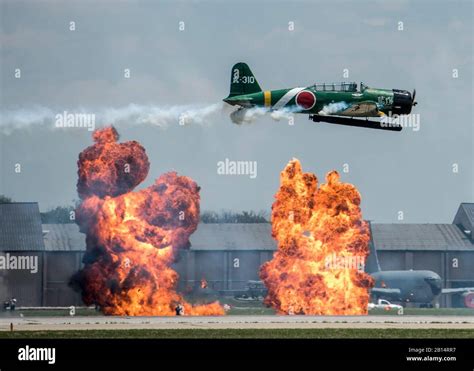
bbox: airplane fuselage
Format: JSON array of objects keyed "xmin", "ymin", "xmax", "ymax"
[
  {"xmin": 371, "ymin": 270, "xmax": 442, "ymax": 304},
  {"xmin": 224, "ymin": 85, "xmax": 414, "ymax": 117}
]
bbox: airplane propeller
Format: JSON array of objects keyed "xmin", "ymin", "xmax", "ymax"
[{"xmin": 412, "ymin": 89, "xmax": 417, "ymax": 106}]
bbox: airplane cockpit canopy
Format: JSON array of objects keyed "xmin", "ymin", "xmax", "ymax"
[{"xmin": 311, "ymin": 82, "xmax": 358, "ymax": 92}]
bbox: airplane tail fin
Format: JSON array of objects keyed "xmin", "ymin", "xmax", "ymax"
[
  {"xmin": 228, "ymin": 62, "xmax": 262, "ymax": 97},
  {"xmin": 366, "ymin": 221, "xmax": 381, "ymax": 273}
]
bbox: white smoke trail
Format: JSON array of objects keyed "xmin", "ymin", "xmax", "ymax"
[
  {"xmin": 1, "ymin": 102, "xmax": 303, "ymax": 132},
  {"xmin": 230, "ymin": 107, "xmax": 268, "ymax": 124},
  {"xmin": 0, "ymin": 103, "xmax": 223, "ymax": 134},
  {"xmin": 270, "ymin": 108, "xmax": 297, "ymax": 121},
  {"xmin": 101, "ymin": 103, "xmax": 223, "ymax": 127},
  {"xmin": 230, "ymin": 106, "xmax": 298, "ymax": 125},
  {"xmin": 0, "ymin": 106, "xmax": 56, "ymax": 134},
  {"xmin": 318, "ymin": 102, "xmax": 349, "ymax": 115}
]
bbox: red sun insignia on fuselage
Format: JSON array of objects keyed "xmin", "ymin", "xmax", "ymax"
[{"xmin": 295, "ymin": 90, "xmax": 316, "ymax": 110}]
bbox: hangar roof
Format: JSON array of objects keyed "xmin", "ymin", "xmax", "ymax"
[
  {"xmin": 42, "ymin": 223, "xmax": 85, "ymax": 252},
  {"xmin": 453, "ymin": 203, "xmax": 474, "ymax": 240},
  {"xmin": 190, "ymin": 223, "xmax": 275, "ymax": 250},
  {"xmin": 0, "ymin": 203, "xmax": 45, "ymax": 251},
  {"xmin": 371, "ymin": 223, "xmax": 474, "ymax": 251},
  {"xmin": 40, "ymin": 223, "xmax": 277, "ymax": 251},
  {"xmin": 190, "ymin": 223, "xmax": 474, "ymax": 251},
  {"xmin": 461, "ymin": 203, "xmax": 474, "ymax": 226},
  {"xmin": 1, "ymin": 201, "xmax": 473, "ymax": 252},
  {"xmin": 19, "ymin": 221, "xmax": 474, "ymax": 252}
]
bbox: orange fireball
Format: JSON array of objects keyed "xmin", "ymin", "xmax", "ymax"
[
  {"xmin": 73, "ymin": 126, "xmax": 224, "ymax": 316},
  {"xmin": 260, "ymin": 159, "xmax": 374, "ymax": 315}
]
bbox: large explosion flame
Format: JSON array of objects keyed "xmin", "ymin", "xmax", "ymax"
[
  {"xmin": 72, "ymin": 126, "xmax": 224, "ymax": 316},
  {"xmin": 260, "ymin": 159, "xmax": 374, "ymax": 315}
]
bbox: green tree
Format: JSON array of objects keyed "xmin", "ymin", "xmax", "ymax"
[
  {"xmin": 201, "ymin": 210, "xmax": 268, "ymax": 223},
  {"xmin": 41, "ymin": 205, "xmax": 76, "ymax": 224},
  {"xmin": 0, "ymin": 195, "xmax": 12, "ymax": 203}
]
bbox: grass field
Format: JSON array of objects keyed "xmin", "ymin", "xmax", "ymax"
[{"xmin": 0, "ymin": 328, "xmax": 473, "ymax": 339}]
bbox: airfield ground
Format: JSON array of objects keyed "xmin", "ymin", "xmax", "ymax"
[
  {"xmin": 1, "ymin": 300, "xmax": 473, "ymax": 338},
  {"xmin": 1, "ymin": 328, "xmax": 473, "ymax": 339},
  {"xmin": 0, "ymin": 314, "xmax": 474, "ymax": 333},
  {"xmin": 6, "ymin": 298, "xmax": 474, "ymax": 317}
]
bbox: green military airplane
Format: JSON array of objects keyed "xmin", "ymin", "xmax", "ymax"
[{"xmin": 223, "ymin": 62, "xmax": 417, "ymax": 131}]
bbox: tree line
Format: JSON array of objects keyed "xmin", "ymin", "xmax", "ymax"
[{"xmin": 1, "ymin": 195, "xmax": 269, "ymax": 224}]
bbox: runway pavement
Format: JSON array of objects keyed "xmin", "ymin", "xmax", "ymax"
[{"xmin": 1, "ymin": 315, "xmax": 474, "ymax": 331}]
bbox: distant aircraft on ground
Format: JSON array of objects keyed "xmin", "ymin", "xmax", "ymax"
[{"xmin": 366, "ymin": 226, "xmax": 474, "ymax": 308}]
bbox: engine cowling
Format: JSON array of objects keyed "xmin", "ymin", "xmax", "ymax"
[{"xmin": 392, "ymin": 89, "xmax": 414, "ymax": 115}]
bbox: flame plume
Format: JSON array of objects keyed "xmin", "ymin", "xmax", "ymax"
[
  {"xmin": 73, "ymin": 126, "xmax": 224, "ymax": 316},
  {"xmin": 260, "ymin": 159, "xmax": 374, "ymax": 315}
]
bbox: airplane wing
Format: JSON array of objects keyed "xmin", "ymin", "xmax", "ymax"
[
  {"xmin": 310, "ymin": 114, "xmax": 402, "ymax": 131},
  {"xmin": 441, "ymin": 288, "xmax": 474, "ymax": 295},
  {"xmin": 371, "ymin": 288, "xmax": 401, "ymax": 295},
  {"xmin": 312, "ymin": 100, "xmax": 402, "ymax": 131},
  {"xmin": 337, "ymin": 101, "xmax": 380, "ymax": 117}
]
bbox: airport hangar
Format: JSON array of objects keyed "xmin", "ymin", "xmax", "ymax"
[{"xmin": 0, "ymin": 202, "xmax": 473, "ymax": 308}]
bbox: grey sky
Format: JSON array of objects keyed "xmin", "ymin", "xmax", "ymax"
[{"xmin": 0, "ymin": 0, "xmax": 472, "ymax": 223}]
